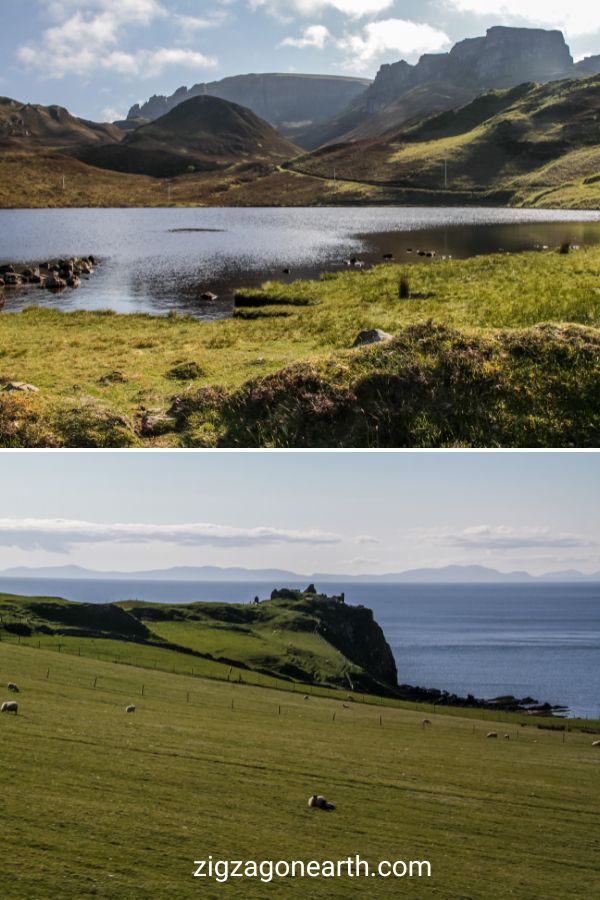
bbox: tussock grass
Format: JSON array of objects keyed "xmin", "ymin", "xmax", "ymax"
[{"xmin": 2, "ymin": 246, "xmax": 600, "ymax": 446}]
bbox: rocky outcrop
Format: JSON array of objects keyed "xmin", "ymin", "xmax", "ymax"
[
  {"xmin": 127, "ymin": 73, "xmax": 371, "ymax": 138},
  {"xmin": 365, "ymin": 27, "xmax": 573, "ymax": 114},
  {"xmin": 314, "ymin": 26, "xmax": 580, "ymax": 146}
]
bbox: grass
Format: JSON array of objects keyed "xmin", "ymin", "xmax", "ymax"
[
  {"xmin": 1, "ymin": 637, "xmax": 600, "ymax": 899},
  {"xmin": 2, "ymin": 244, "xmax": 600, "ymax": 446}
]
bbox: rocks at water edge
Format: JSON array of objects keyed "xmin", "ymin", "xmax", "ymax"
[{"xmin": 0, "ymin": 256, "xmax": 98, "ymax": 294}]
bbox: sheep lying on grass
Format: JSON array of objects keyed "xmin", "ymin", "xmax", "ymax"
[
  {"xmin": 486, "ymin": 732, "xmax": 498, "ymax": 738},
  {"xmin": 308, "ymin": 795, "xmax": 335, "ymax": 811},
  {"xmin": 1, "ymin": 701, "xmax": 18, "ymax": 714},
  {"xmin": 126, "ymin": 704, "xmax": 136, "ymax": 713},
  {"xmin": 7, "ymin": 683, "xmax": 19, "ymax": 693},
  {"xmin": 592, "ymin": 740, "xmax": 600, "ymax": 747}
]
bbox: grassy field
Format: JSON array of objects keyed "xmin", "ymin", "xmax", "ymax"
[
  {"xmin": 1, "ymin": 638, "xmax": 600, "ymax": 900},
  {"xmin": 2, "ymin": 244, "xmax": 600, "ymax": 446}
]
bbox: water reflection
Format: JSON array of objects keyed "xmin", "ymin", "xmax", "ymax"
[{"xmin": 2, "ymin": 207, "xmax": 600, "ymax": 317}]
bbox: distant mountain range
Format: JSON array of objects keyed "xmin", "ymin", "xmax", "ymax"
[
  {"xmin": 1, "ymin": 564, "xmax": 599, "ymax": 584},
  {"xmin": 127, "ymin": 27, "xmax": 600, "ymax": 150}
]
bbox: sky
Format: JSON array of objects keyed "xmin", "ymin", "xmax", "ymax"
[
  {"xmin": 1, "ymin": 0, "xmax": 599, "ymax": 121},
  {"xmin": 0, "ymin": 452, "xmax": 598, "ymax": 575}
]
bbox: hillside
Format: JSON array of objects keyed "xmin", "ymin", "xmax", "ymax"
[
  {"xmin": 0, "ymin": 96, "xmax": 122, "ymax": 149},
  {"xmin": 288, "ymin": 75, "xmax": 600, "ymax": 205},
  {"xmin": 0, "ymin": 588, "xmax": 397, "ymax": 692},
  {"xmin": 2, "ymin": 638, "xmax": 598, "ymax": 899},
  {"xmin": 127, "ymin": 73, "xmax": 371, "ymax": 147},
  {"xmin": 299, "ymin": 26, "xmax": 600, "ymax": 148},
  {"xmin": 78, "ymin": 95, "xmax": 299, "ymax": 177}
]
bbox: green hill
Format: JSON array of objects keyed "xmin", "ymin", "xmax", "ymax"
[
  {"xmin": 289, "ymin": 74, "xmax": 600, "ymax": 206},
  {"xmin": 0, "ymin": 588, "xmax": 397, "ymax": 693},
  {"xmin": 78, "ymin": 95, "xmax": 300, "ymax": 178},
  {"xmin": 1, "ymin": 609, "xmax": 599, "ymax": 898}
]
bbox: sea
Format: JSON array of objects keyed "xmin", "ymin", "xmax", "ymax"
[{"xmin": 1, "ymin": 577, "xmax": 598, "ymax": 718}]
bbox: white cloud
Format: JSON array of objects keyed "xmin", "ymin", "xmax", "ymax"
[
  {"xmin": 280, "ymin": 24, "xmax": 330, "ymax": 48},
  {"xmin": 448, "ymin": 0, "xmax": 599, "ymax": 38},
  {"xmin": 336, "ymin": 18, "xmax": 450, "ymax": 69},
  {"xmin": 413, "ymin": 525, "xmax": 594, "ymax": 551},
  {"xmin": 0, "ymin": 518, "xmax": 342, "ymax": 553},
  {"xmin": 355, "ymin": 534, "xmax": 381, "ymax": 545},
  {"xmin": 18, "ymin": 1, "xmax": 217, "ymax": 79},
  {"xmin": 101, "ymin": 104, "xmax": 127, "ymax": 121},
  {"xmin": 250, "ymin": 0, "xmax": 394, "ymax": 19}
]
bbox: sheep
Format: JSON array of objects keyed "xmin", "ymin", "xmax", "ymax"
[
  {"xmin": 486, "ymin": 732, "xmax": 498, "ymax": 739},
  {"xmin": 303, "ymin": 695, "xmax": 310, "ymax": 700},
  {"xmin": 125, "ymin": 704, "xmax": 136, "ymax": 713},
  {"xmin": 504, "ymin": 734, "xmax": 510, "ymax": 740},
  {"xmin": 422, "ymin": 719, "xmax": 432, "ymax": 728},
  {"xmin": 342, "ymin": 704, "xmax": 350, "ymax": 709},
  {"xmin": 308, "ymin": 794, "xmax": 335, "ymax": 811},
  {"xmin": 592, "ymin": 740, "xmax": 600, "ymax": 747},
  {"xmin": 7, "ymin": 682, "xmax": 19, "ymax": 693},
  {"xmin": 1, "ymin": 701, "xmax": 18, "ymax": 714}
]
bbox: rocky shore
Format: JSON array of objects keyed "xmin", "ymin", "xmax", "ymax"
[
  {"xmin": 0, "ymin": 256, "xmax": 98, "ymax": 295},
  {"xmin": 395, "ymin": 682, "xmax": 566, "ymax": 716}
]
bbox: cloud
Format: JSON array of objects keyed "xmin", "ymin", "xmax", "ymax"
[
  {"xmin": 413, "ymin": 525, "xmax": 594, "ymax": 551},
  {"xmin": 101, "ymin": 104, "xmax": 127, "ymax": 121},
  {"xmin": 355, "ymin": 534, "xmax": 381, "ymax": 545},
  {"xmin": 250, "ymin": 0, "xmax": 394, "ymax": 19},
  {"xmin": 447, "ymin": 0, "xmax": 599, "ymax": 38},
  {"xmin": 280, "ymin": 24, "xmax": 330, "ymax": 48},
  {"xmin": 336, "ymin": 18, "xmax": 450, "ymax": 69},
  {"xmin": 18, "ymin": 1, "xmax": 217, "ymax": 79},
  {"xmin": 0, "ymin": 518, "xmax": 342, "ymax": 553}
]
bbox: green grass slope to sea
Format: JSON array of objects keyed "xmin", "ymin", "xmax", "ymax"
[
  {"xmin": 1, "ymin": 617, "xmax": 600, "ymax": 899},
  {"xmin": 2, "ymin": 244, "xmax": 600, "ymax": 447}
]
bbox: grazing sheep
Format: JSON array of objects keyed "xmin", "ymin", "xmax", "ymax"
[
  {"xmin": 1, "ymin": 701, "xmax": 18, "ymax": 714},
  {"xmin": 592, "ymin": 740, "xmax": 600, "ymax": 747},
  {"xmin": 308, "ymin": 794, "xmax": 335, "ymax": 811},
  {"xmin": 504, "ymin": 734, "xmax": 510, "ymax": 740},
  {"xmin": 126, "ymin": 704, "xmax": 136, "ymax": 713},
  {"xmin": 303, "ymin": 695, "xmax": 310, "ymax": 700},
  {"xmin": 7, "ymin": 682, "xmax": 19, "ymax": 693},
  {"xmin": 342, "ymin": 704, "xmax": 349, "ymax": 709},
  {"xmin": 422, "ymin": 719, "xmax": 432, "ymax": 728},
  {"xmin": 486, "ymin": 731, "xmax": 498, "ymax": 739}
]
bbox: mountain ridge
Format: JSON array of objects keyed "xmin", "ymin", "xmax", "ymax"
[{"xmin": 1, "ymin": 563, "xmax": 599, "ymax": 583}]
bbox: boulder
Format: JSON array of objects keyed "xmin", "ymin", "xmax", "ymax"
[
  {"xmin": 200, "ymin": 291, "xmax": 218, "ymax": 302},
  {"xmin": 46, "ymin": 272, "xmax": 67, "ymax": 290},
  {"xmin": 353, "ymin": 329, "xmax": 393, "ymax": 347},
  {"xmin": 4, "ymin": 381, "xmax": 40, "ymax": 393},
  {"xmin": 141, "ymin": 412, "xmax": 177, "ymax": 437},
  {"xmin": 3, "ymin": 272, "xmax": 24, "ymax": 287}
]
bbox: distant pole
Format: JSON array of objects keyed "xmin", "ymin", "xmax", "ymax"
[
  {"xmin": 443, "ymin": 158, "xmax": 448, "ymax": 190},
  {"xmin": 333, "ymin": 166, "xmax": 336, "ymax": 184},
  {"xmin": 62, "ymin": 173, "xmax": 66, "ymax": 191}
]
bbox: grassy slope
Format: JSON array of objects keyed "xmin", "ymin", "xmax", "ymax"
[
  {"xmin": 0, "ymin": 592, "xmax": 374, "ymax": 689},
  {"xmin": 2, "ymin": 245, "xmax": 600, "ymax": 446},
  {"xmin": 1, "ymin": 639, "xmax": 600, "ymax": 899},
  {"xmin": 289, "ymin": 75, "xmax": 600, "ymax": 208}
]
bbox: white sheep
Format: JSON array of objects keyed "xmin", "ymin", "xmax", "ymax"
[
  {"xmin": 308, "ymin": 794, "xmax": 335, "ymax": 811},
  {"xmin": 592, "ymin": 740, "xmax": 600, "ymax": 747},
  {"xmin": 503, "ymin": 734, "xmax": 510, "ymax": 740},
  {"xmin": 126, "ymin": 704, "xmax": 136, "ymax": 713},
  {"xmin": 7, "ymin": 682, "xmax": 19, "ymax": 693},
  {"xmin": 1, "ymin": 701, "xmax": 18, "ymax": 714},
  {"xmin": 486, "ymin": 731, "xmax": 498, "ymax": 738}
]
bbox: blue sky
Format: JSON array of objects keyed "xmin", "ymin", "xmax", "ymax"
[
  {"xmin": 1, "ymin": 1, "xmax": 599, "ymax": 121},
  {"xmin": 0, "ymin": 452, "xmax": 598, "ymax": 575}
]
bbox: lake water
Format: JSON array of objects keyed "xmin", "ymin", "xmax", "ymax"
[
  {"xmin": 2, "ymin": 577, "xmax": 598, "ymax": 718},
  {"xmin": 2, "ymin": 207, "xmax": 600, "ymax": 316}
]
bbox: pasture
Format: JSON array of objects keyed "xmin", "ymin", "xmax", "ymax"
[{"xmin": 1, "ymin": 641, "xmax": 599, "ymax": 899}]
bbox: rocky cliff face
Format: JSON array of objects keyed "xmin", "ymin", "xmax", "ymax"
[
  {"xmin": 128, "ymin": 73, "xmax": 370, "ymax": 131},
  {"xmin": 365, "ymin": 27, "xmax": 574, "ymax": 113},
  {"xmin": 286, "ymin": 592, "xmax": 398, "ymax": 688}
]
